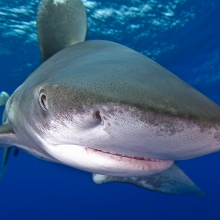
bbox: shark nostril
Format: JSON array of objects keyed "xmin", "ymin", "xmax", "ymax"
[
  {"xmin": 39, "ymin": 91, "xmax": 48, "ymax": 111},
  {"xmin": 94, "ymin": 111, "xmax": 101, "ymax": 121}
]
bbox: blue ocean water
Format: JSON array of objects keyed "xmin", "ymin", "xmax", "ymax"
[{"xmin": 0, "ymin": 0, "xmax": 220, "ymax": 219}]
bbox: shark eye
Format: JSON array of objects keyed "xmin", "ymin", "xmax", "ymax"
[{"xmin": 39, "ymin": 90, "xmax": 48, "ymax": 111}]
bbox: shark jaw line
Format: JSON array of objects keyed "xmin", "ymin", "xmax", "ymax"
[
  {"xmin": 46, "ymin": 144, "xmax": 174, "ymax": 176},
  {"xmin": 86, "ymin": 147, "xmax": 163, "ymax": 162}
]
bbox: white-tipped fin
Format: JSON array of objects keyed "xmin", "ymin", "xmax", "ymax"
[
  {"xmin": 37, "ymin": 0, "xmax": 87, "ymax": 62},
  {"xmin": 0, "ymin": 92, "xmax": 9, "ymax": 106},
  {"xmin": 93, "ymin": 164, "xmax": 204, "ymax": 196}
]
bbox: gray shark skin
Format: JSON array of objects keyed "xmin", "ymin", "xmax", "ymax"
[{"xmin": 0, "ymin": 0, "xmax": 219, "ymax": 196}]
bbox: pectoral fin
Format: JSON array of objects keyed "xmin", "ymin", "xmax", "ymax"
[
  {"xmin": 0, "ymin": 91, "xmax": 12, "ymax": 180},
  {"xmin": 13, "ymin": 147, "xmax": 19, "ymax": 157},
  {"xmin": 0, "ymin": 148, "xmax": 11, "ymax": 180},
  {"xmin": 0, "ymin": 123, "xmax": 20, "ymax": 180},
  {"xmin": 0, "ymin": 123, "xmax": 19, "ymax": 147},
  {"xmin": 0, "ymin": 147, "xmax": 19, "ymax": 181},
  {"xmin": 92, "ymin": 164, "xmax": 204, "ymax": 196}
]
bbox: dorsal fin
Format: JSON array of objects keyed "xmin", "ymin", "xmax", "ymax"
[{"xmin": 37, "ymin": 0, "xmax": 87, "ymax": 62}]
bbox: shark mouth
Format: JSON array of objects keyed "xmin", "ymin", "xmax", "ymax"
[
  {"xmin": 48, "ymin": 144, "xmax": 174, "ymax": 177},
  {"xmin": 89, "ymin": 148, "xmax": 163, "ymax": 162},
  {"xmin": 83, "ymin": 147, "xmax": 174, "ymax": 176}
]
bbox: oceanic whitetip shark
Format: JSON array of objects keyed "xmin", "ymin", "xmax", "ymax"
[{"xmin": 1, "ymin": 0, "xmax": 220, "ymax": 196}]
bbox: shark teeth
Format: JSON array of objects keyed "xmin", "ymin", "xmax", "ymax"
[{"xmin": 93, "ymin": 149, "xmax": 162, "ymax": 162}]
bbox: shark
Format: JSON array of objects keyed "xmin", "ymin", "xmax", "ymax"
[
  {"xmin": 0, "ymin": 91, "xmax": 19, "ymax": 180},
  {"xmin": 1, "ymin": 0, "xmax": 220, "ymax": 196}
]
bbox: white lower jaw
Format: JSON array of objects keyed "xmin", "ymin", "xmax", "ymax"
[{"xmin": 45, "ymin": 144, "xmax": 174, "ymax": 176}]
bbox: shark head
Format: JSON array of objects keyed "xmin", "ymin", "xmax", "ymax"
[
  {"xmin": 4, "ymin": 41, "xmax": 175, "ymax": 176},
  {"xmin": 4, "ymin": 38, "xmax": 220, "ymax": 178}
]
